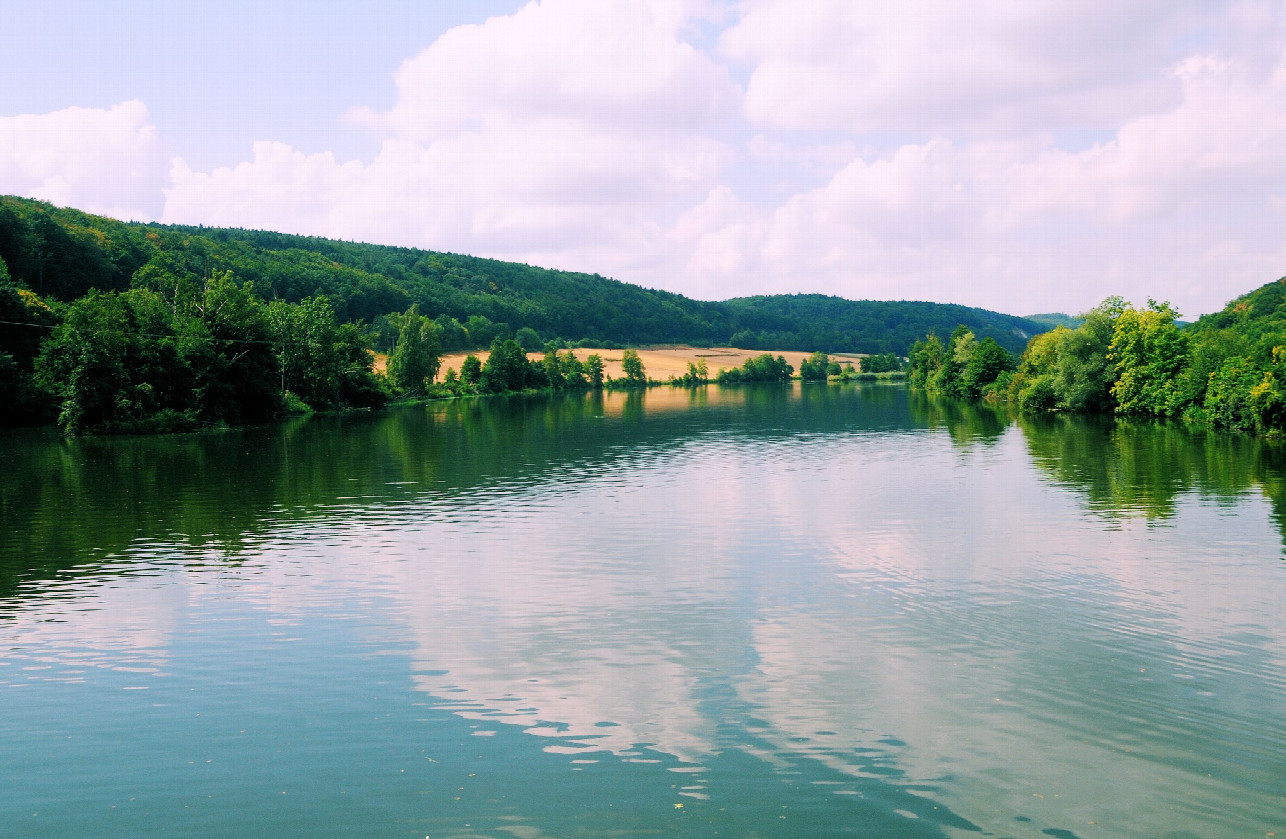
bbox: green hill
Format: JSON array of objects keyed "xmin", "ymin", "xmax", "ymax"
[
  {"xmin": 1024, "ymin": 312, "xmax": 1084, "ymax": 330},
  {"xmin": 724, "ymin": 294, "xmax": 1041, "ymax": 355},
  {"xmin": 0, "ymin": 196, "xmax": 1048, "ymax": 355},
  {"xmin": 1189, "ymin": 276, "xmax": 1286, "ymax": 344}
]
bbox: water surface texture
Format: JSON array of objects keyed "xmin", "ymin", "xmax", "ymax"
[{"xmin": 2, "ymin": 385, "xmax": 1283, "ymax": 838}]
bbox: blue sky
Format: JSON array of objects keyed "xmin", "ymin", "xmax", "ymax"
[
  {"xmin": 1, "ymin": 1, "xmax": 522, "ymax": 168},
  {"xmin": 4, "ymin": 1, "xmax": 1286, "ymax": 317}
]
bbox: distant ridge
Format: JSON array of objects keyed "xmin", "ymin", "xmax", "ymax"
[
  {"xmin": 0, "ymin": 195, "xmax": 1049, "ymax": 354},
  {"xmin": 1023, "ymin": 312, "xmax": 1084, "ymax": 330}
]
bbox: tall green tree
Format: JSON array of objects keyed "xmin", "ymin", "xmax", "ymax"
[
  {"xmin": 542, "ymin": 346, "xmax": 566, "ymax": 389},
  {"xmin": 0, "ymin": 258, "xmax": 59, "ymax": 425},
  {"xmin": 516, "ymin": 326, "xmax": 543, "ymax": 352},
  {"xmin": 268, "ymin": 296, "xmax": 385, "ymax": 410},
  {"xmin": 907, "ymin": 334, "xmax": 944, "ymax": 387},
  {"xmin": 460, "ymin": 353, "xmax": 483, "ymax": 388},
  {"xmin": 585, "ymin": 353, "xmax": 605, "ymax": 388},
  {"xmin": 1109, "ymin": 300, "xmax": 1190, "ymax": 417},
  {"xmin": 861, "ymin": 352, "xmax": 903, "ymax": 373},
  {"xmin": 186, "ymin": 272, "xmax": 281, "ymax": 425},
  {"xmin": 621, "ymin": 349, "xmax": 647, "ymax": 384},
  {"xmin": 480, "ymin": 338, "xmax": 531, "ymax": 393},
  {"xmin": 960, "ymin": 336, "xmax": 1013, "ymax": 398},
  {"xmin": 1050, "ymin": 299, "xmax": 1120, "ymax": 411},
  {"xmin": 387, "ymin": 304, "xmax": 441, "ymax": 396}
]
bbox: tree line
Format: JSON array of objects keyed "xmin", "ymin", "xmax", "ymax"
[
  {"xmin": 2, "ymin": 266, "xmax": 388, "ymax": 434},
  {"xmin": 0, "ymin": 195, "xmax": 1050, "ymax": 357},
  {"xmin": 908, "ymin": 282, "xmax": 1286, "ymax": 435}
]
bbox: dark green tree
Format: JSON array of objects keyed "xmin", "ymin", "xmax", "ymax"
[
  {"xmin": 516, "ymin": 326, "xmax": 543, "ymax": 352},
  {"xmin": 799, "ymin": 351, "xmax": 831, "ymax": 381},
  {"xmin": 187, "ymin": 272, "xmax": 281, "ymax": 425},
  {"xmin": 387, "ymin": 304, "xmax": 441, "ymax": 396},
  {"xmin": 480, "ymin": 338, "xmax": 531, "ymax": 393},
  {"xmin": 960, "ymin": 337, "xmax": 1014, "ymax": 398},
  {"xmin": 460, "ymin": 353, "xmax": 483, "ymax": 388}
]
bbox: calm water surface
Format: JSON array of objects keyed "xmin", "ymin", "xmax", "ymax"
[{"xmin": 1, "ymin": 384, "xmax": 1283, "ymax": 838}]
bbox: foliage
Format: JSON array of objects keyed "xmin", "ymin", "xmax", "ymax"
[
  {"xmin": 799, "ymin": 351, "xmax": 831, "ymax": 381},
  {"xmin": 908, "ymin": 327, "xmax": 1013, "ymax": 399},
  {"xmin": 29, "ymin": 269, "xmax": 384, "ymax": 434},
  {"xmin": 906, "ymin": 334, "xmax": 944, "ymax": 388},
  {"xmin": 386, "ymin": 304, "xmax": 442, "ymax": 397},
  {"xmin": 35, "ymin": 288, "xmax": 196, "ymax": 434},
  {"xmin": 677, "ymin": 359, "xmax": 708, "ymax": 386},
  {"xmin": 0, "ymin": 260, "xmax": 59, "ymax": 425},
  {"xmin": 1108, "ymin": 300, "xmax": 1190, "ymax": 418},
  {"xmin": 460, "ymin": 354, "xmax": 483, "ymax": 388},
  {"xmin": 907, "ymin": 285, "xmax": 1286, "ymax": 436},
  {"xmin": 515, "ymin": 326, "xmax": 543, "ymax": 352},
  {"xmin": 724, "ymin": 294, "xmax": 1041, "ymax": 355},
  {"xmin": 480, "ymin": 338, "xmax": 534, "ymax": 393},
  {"xmin": 620, "ymin": 349, "xmax": 647, "ymax": 385},
  {"xmin": 584, "ymin": 353, "xmax": 605, "ymax": 388},
  {"xmin": 1023, "ymin": 312, "xmax": 1084, "ymax": 330},
  {"xmin": 861, "ymin": 352, "xmax": 903, "ymax": 374},
  {"xmin": 716, "ymin": 353, "xmax": 794, "ymax": 384},
  {"xmin": 963, "ymin": 337, "xmax": 1015, "ymax": 399},
  {"xmin": 1202, "ymin": 355, "xmax": 1284, "ymax": 433},
  {"xmin": 0, "ymin": 196, "xmax": 1052, "ymax": 356}
]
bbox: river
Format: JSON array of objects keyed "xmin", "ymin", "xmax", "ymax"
[{"xmin": 1, "ymin": 384, "xmax": 1282, "ymax": 838}]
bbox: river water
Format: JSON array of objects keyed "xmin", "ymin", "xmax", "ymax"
[{"xmin": 1, "ymin": 384, "xmax": 1283, "ymax": 838}]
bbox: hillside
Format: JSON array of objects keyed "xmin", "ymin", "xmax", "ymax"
[
  {"xmin": 724, "ymin": 294, "xmax": 1040, "ymax": 355},
  {"xmin": 1024, "ymin": 312, "xmax": 1084, "ymax": 330},
  {"xmin": 1189, "ymin": 276, "xmax": 1286, "ymax": 345},
  {"xmin": 0, "ymin": 196, "xmax": 1047, "ymax": 355}
]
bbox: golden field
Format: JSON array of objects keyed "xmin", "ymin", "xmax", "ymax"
[{"xmin": 432, "ymin": 346, "xmax": 866, "ymax": 381}]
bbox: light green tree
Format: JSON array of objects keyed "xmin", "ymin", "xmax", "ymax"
[
  {"xmin": 621, "ymin": 349, "xmax": 646, "ymax": 384},
  {"xmin": 1109, "ymin": 300, "xmax": 1190, "ymax": 417},
  {"xmin": 585, "ymin": 353, "xmax": 605, "ymax": 388}
]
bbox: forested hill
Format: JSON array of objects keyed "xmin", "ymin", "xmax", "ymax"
[
  {"xmin": 0, "ymin": 196, "xmax": 1045, "ymax": 353},
  {"xmin": 723, "ymin": 295, "xmax": 1041, "ymax": 355},
  {"xmin": 1188, "ymin": 276, "xmax": 1286, "ymax": 341}
]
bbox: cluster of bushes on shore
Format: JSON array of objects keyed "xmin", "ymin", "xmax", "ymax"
[
  {"xmin": 430, "ymin": 341, "xmax": 618, "ymax": 397},
  {"xmin": 1, "ymin": 266, "xmax": 390, "ymax": 435},
  {"xmin": 909, "ymin": 287, "xmax": 1286, "ymax": 435}
]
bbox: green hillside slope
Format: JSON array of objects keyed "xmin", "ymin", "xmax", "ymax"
[{"xmin": 0, "ymin": 196, "xmax": 1046, "ymax": 354}]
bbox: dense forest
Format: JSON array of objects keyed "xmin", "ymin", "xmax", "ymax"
[
  {"xmin": 0, "ymin": 195, "xmax": 1051, "ymax": 433},
  {"xmin": 908, "ymin": 281, "xmax": 1286, "ymax": 435}
]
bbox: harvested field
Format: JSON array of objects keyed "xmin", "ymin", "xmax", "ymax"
[{"xmin": 434, "ymin": 346, "xmax": 866, "ymax": 381}]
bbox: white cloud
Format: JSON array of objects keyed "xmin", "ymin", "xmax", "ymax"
[
  {"xmin": 664, "ymin": 45, "xmax": 1286, "ymax": 315},
  {"xmin": 722, "ymin": 0, "xmax": 1222, "ymax": 133},
  {"xmin": 168, "ymin": 0, "xmax": 739, "ymax": 284},
  {"xmin": 164, "ymin": 123, "xmax": 729, "ymax": 275},
  {"xmin": 352, "ymin": 0, "xmax": 739, "ymax": 138},
  {"xmin": 8, "ymin": 1, "xmax": 1286, "ymax": 318},
  {"xmin": 0, "ymin": 100, "xmax": 168, "ymax": 220}
]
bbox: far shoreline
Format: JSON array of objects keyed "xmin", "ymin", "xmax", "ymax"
[{"xmin": 429, "ymin": 345, "xmax": 870, "ymax": 382}]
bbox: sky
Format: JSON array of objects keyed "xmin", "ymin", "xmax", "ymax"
[{"xmin": 3, "ymin": 1, "xmax": 1286, "ymax": 318}]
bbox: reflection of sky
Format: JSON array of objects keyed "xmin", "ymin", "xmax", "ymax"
[{"xmin": 2, "ymin": 400, "xmax": 1285, "ymax": 838}]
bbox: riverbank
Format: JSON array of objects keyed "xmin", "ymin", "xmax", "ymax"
[{"xmin": 434, "ymin": 346, "xmax": 868, "ymax": 382}]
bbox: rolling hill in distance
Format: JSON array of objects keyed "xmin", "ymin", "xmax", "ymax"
[{"xmin": 0, "ymin": 195, "xmax": 1048, "ymax": 355}]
